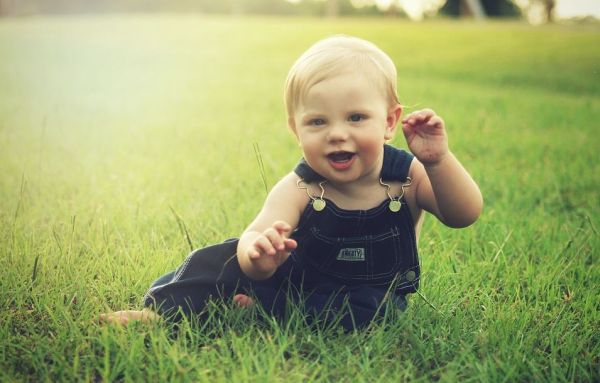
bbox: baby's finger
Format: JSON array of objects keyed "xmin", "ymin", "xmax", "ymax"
[
  {"xmin": 402, "ymin": 112, "xmax": 417, "ymax": 124},
  {"xmin": 420, "ymin": 108, "xmax": 435, "ymax": 118},
  {"xmin": 272, "ymin": 221, "xmax": 292, "ymax": 235},
  {"xmin": 413, "ymin": 109, "xmax": 435, "ymax": 124},
  {"xmin": 403, "ymin": 111, "xmax": 425, "ymax": 125},
  {"xmin": 405, "ymin": 109, "xmax": 435, "ymax": 124},
  {"xmin": 252, "ymin": 235, "xmax": 276, "ymax": 257},
  {"xmin": 247, "ymin": 245, "xmax": 263, "ymax": 259},
  {"xmin": 264, "ymin": 227, "xmax": 285, "ymax": 252},
  {"xmin": 426, "ymin": 116, "xmax": 444, "ymax": 129},
  {"xmin": 248, "ymin": 249, "xmax": 261, "ymax": 259},
  {"xmin": 283, "ymin": 238, "xmax": 298, "ymax": 251}
]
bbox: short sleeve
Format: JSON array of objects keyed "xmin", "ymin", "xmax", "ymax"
[{"xmin": 380, "ymin": 145, "xmax": 414, "ymax": 182}]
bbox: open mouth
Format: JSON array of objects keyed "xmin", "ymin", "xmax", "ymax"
[
  {"xmin": 327, "ymin": 151, "xmax": 356, "ymax": 170},
  {"xmin": 327, "ymin": 151, "xmax": 355, "ymax": 163}
]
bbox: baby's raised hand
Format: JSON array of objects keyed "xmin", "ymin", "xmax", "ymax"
[
  {"xmin": 246, "ymin": 221, "xmax": 297, "ymax": 276},
  {"xmin": 402, "ymin": 109, "xmax": 449, "ymax": 166}
]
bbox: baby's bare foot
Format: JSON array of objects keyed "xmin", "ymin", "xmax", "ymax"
[
  {"xmin": 98, "ymin": 308, "xmax": 160, "ymax": 325},
  {"xmin": 233, "ymin": 294, "xmax": 254, "ymax": 308}
]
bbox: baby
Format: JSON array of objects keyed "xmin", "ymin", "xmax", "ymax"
[{"xmin": 100, "ymin": 35, "xmax": 482, "ymax": 330}]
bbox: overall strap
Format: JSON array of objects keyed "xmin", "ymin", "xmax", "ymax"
[
  {"xmin": 293, "ymin": 145, "xmax": 414, "ymax": 183},
  {"xmin": 294, "ymin": 158, "xmax": 324, "ymax": 183}
]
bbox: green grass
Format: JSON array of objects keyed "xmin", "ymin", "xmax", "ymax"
[{"xmin": 1, "ymin": 14, "xmax": 599, "ymax": 382}]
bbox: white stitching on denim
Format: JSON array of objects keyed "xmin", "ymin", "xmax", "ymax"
[{"xmin": 172, "ymin": 253, "xmax": 193, "ymax": 282}]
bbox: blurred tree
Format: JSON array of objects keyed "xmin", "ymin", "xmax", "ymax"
[
  {"xmin": 512, "ymin": 0, "xmax": 555, "ymax": 23},
  {"xmin": 340, "ymin": 0, "xmax": 380, "ymax": 17},
  {"xmin": 440, "ymin": 0, "xmax": 519, "ymax": 18},
  {"xmin": 273, "ymin": 0, "xmax": 381, "ymax": 17},
  {"xmin": 439, "ymin": 0, "xmax": 485, "ymax": 19},
  {"xmin": 326, "ymin": 0, "xmax": 339, "ymax": 17},
  {"xmin": 465, "ymin": 0, "xmax": 486, "ymax": 19},
  {"xmin": 0, "ymin": 0, "xmax": 381, "ymax": 17},
  {"xmin": 0, "ymin": 0, "xmax": 9, "ymax": 16},
  {"xmin": 231, "ymin": 0, "xmax": 298, "ymax": 15},
  {"xmin": 483, "ymin": 0, "xmax": 520, "ymax": 17},
  {"xmin": 543, "ymin": 0, "xmax": 556, "ymax": 22},
  {"xmin": 0, "ymin": 0, "xmax": 530, "ymax": 19}
]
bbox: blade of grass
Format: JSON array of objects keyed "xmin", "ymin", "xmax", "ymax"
[
  {"xmin": 169, "ymin": 206, "xmax": 194, "ymax": 252},
  {"xmin": 253, "ymin": 142, "xmax": 268, "ymax": 196}
]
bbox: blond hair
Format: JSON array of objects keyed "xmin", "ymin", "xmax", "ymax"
[{"xmin": 284, "ymin": 35, "xmax": 399, "ymax": 118}]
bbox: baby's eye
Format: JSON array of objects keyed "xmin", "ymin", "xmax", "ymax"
[
  {"xmin": 348, "ymin": 114, "xmax": 365, "ymax": 122},
  {"xmin": 310, "ymin": 118, "xmax": 326, "ymax": 126}
]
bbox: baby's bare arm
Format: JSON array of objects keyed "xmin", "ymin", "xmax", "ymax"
[
  {"xmin": 413, "ymin": 153, "xmax": 482, "ymax": 227},
  {"xmin": 237, "ymin": 172, "xmax": 307, "ymax": 280},
  {"xmin": 403, "ymin": 109, "xmax": 483, "ymax": 227},
  {"xmin": 238, "ymin": 221, "xmax": 297, "ymax": 280}
]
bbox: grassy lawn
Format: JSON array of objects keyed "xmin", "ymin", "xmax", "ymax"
[{"xmin": 1, "ymin": 14, "xmax": 598, "ymax": 382}]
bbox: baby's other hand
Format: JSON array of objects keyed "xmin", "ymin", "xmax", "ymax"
[
  {"xmin": 245, "ymin": 221, "xmax": 297, "ymax": 276},
  {"xmin": 402, "ymin": 109, "xmax": 449, "ymax": 166}
]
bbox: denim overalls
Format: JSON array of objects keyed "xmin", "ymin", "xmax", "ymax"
[{"xmin": 143, "ymin": 145, "xmax": 419, "ymax": 330}]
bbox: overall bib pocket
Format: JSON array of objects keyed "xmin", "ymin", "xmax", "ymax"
[{"xmin": 302, "ymin": 226, "xmax": 405, "ymax": 283}]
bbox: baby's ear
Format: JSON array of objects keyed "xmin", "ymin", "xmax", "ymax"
[{"xmin": 385, "ymin": 104, "xmax": 402, "ymax": 140}]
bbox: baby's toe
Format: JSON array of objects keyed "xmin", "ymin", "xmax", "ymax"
[{"xmin": 233, "ymin": 294, "xmax": 254, "ymax": 308}]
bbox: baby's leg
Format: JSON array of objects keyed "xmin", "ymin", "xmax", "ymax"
[
  {"xmin": 98, "ymin": 308, "xmax": 161, "ymax": 325},
  {"xmin": 99, "ymin": 294, "xmax": 254, "ymax": 325}
]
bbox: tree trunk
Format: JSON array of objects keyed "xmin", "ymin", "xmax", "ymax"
[
  {"xmin": 463, "ymin": 0, "xmax": 486, "ymax": 20},
  {"xmin": 326, "ymin": 0, "xmax": 339, "ymax": 18},
  {"xmin": 544, "ymin": 0, "xmax": 555, "ymax": 23},
  {"xmin": 0, "ymin": 0, "xmax": 11, "ymax": 16}
]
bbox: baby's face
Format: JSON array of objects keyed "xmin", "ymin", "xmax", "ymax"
[{"xmin": 290, "ymin": 71, "xmax": 398, "ymax": 185}]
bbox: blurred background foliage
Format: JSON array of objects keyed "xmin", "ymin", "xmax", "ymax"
[{"xmin": 0, "ymin": 0, "xmax": 589, "ymax": 24}]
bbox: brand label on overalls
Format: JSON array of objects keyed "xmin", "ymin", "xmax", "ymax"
[{"xmin": 336, "ymin": 248, "xmax": 365, "ymax": 262}]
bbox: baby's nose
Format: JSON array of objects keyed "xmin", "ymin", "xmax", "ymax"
[{"xmin": 327, "ymin": 123, "xmax": 349, "ymax": 142}]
